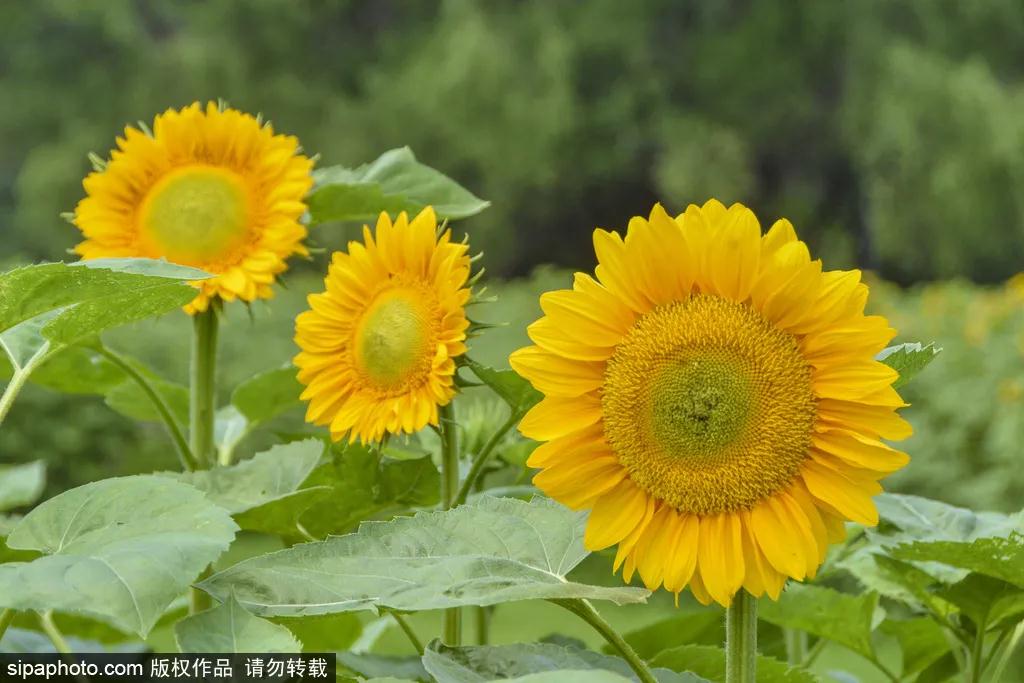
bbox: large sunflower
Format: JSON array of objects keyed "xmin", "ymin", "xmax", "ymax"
[
  {"xmin": 510, "ymin": 200, "xmax": 911, "ymax": 607},
  {"xmin": 294, "ymin": 207, "xmax": 471, "ymax": 443},
  {"xmin": 73, "ymin": 101, "xmax": 313, "ymax": 313}
]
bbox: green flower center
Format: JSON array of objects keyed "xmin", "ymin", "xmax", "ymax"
[
  {"xmin": 140, "ymin": 165, "xmax": 250, "ymax": 265},
  {"xmin": 354, "ymin": 286, "xmax": 437, "ymax": 391}
]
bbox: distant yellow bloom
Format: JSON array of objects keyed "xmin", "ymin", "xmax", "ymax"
[
  {"xmin": 511, "ymin": 200, "xmax": 911, "ymax": 607},
  {"xmin": 294, "ymin": 208, "xmax": 471, "ymax": 443},
  {"xmin": 73, "ymin": 102, "xmax": 313, "ymax": 313}
]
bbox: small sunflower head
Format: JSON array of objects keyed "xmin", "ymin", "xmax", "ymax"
[
  {"xmin": 73, "ymin": 101, "xmax": 314, "ymax": 314},
  {"xmin": 294, "ymin": 207, "xmax": 472, "ymax": 443}
]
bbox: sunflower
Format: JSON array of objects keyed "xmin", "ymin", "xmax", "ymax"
[
  {"xmin": 510, "ymin": 200, "xmax": 911, "ymax": 607},
  {"xmin": 73, "ymin": 101, "xmax": 313, "ymax": 313},
  {"xmin": 294, "ymin": 207, "xmax": 471, "ymax": 443}
]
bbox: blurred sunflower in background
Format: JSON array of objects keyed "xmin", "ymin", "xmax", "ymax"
[
  {"xmin": 511, "ymin": 200, "xmax": 911, "ymax": 607},
  {"xmin": 72, "ymin": 101, "xmax": 313, "ymax": 313},
  {"xmin": 294, "ymin": 207, "xmax": 471, "ymax": 443}
]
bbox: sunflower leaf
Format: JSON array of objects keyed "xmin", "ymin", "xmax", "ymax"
[
  {"xmin": 758, "ymin": 584, "xmax": 880, "ymax": 659},
  {"xmin": 465, "ymin": 359, "xmax": 542, "ymax": 417},
  {"xmin": 422, "ymin": 641, "xmax": 707, "ymax": 683},
  {"xmin": 294, "ymin": 442, "xmax": 440, "ymax": 540},
  {"xmin": 0, "ymin": 475, "xmax": 237, "ymax": 636},
  {"xmin": 198, "ymin": 496, "xmax": 649, "ymax": 616},
  {"xmin": 892, "ymin": 533, "xmax": 1024, "ymax": 588},
  {"xmin": 877, "ymin": 342, "xmax": 940, "ymax": 389},
  {"xmin": 308, "ymin": 147, "xmax": 489, "ymax": 224},
  {"xmin": 0, "ymin": 461, "xmax": 46, "ymax": 513},
  {"xmin": 878, "ymin": 618, "xmax": 950, "ymax": 679},
  {"xmin": 0, "ymin": 259, "xmax": 207, "ymax": 344},
  {"xmin": 174, "ymin": 594, "xmax": 301, "ymax": 653}
]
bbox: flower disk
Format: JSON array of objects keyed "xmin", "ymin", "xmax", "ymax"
[
  {"xmin": 73, "ymin": 102, "xmax": 314, "ymax": 313},
  {"xmin": 510, "ymin": 200, "xmax": 912, "ymax": 607},
  {"xmin": 294, "ymin": 208, "xmax": 471, "ymax": 443}
]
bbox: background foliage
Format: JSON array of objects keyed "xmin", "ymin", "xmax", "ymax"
[{"xmin": 1, "ymin": 1, "xmax": 1023, "ymax": 680}]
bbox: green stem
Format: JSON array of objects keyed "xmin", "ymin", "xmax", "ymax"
[
  {"xmin": 39, "ymin": 611, "xmax": 71, "ymax": 655},
  {"xmin": 476, "ymin": 606, "xmax": 490, "ymax": 646},
  {"xmin": 969, "ymin": 618, "xmax": 988, "ymax": 683},
  {"xmin": 865, "ymin": 654, "xmax": 901, "ymax": 683},
  {"xmin": 0, "ymin": 344, "xmax": 53, "ymax": 427},
  {"xmin": 0, "ymin": 608, "xmax": 14, "ymax": 643},
  {"xmin": 96, "ymin": 346, "xmax": 197, "ymax": 471},
  {"xmin": 189, "ymin": 308, "xmax": 219, "ymax": 614},
  {"xmin": 389, "ymin": 611, "xmax": 424, "ymax": 655},
  {"xmin": 784, "ymin": 628, "xmax": 808, "ymax": 666},
  {"xmin": 725, "ymin": 590, "xmax": 758, "ymax": 683},
  {"xmin": 438, "ymin": 401, "xmax": 461, "ymax": 645},
  {"xmin": 552, "ymin": 598, "xmax": 658, "ymax": 683},
  {"xmin": 990, "ymin": 621, "xmax": 1024, "ymax": 683},
  {"xmin": 189, "ymin": 307, "xmax": 219, "ymax": 469},
  {"xmin": 454, "ymin": 413, "xmax": 518, "ymax": 506}
]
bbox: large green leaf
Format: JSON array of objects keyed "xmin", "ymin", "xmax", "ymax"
[
  {"xmin": 339, "ymin": 653, "xmax": 430, "ymax": 682},
  {"xmin": 171, "ymin": 440, "xmax": 324, "ymax": 515},
  {"xmin": 296, "ymin": 443, "xmax": 440, "ymax": 539},
  {"xmin": 169, "ymin": 439, "xmax": 330, "ymax": 537},
  {"xmin": 893, "ymin": 534, "xmax": 1024, "ymax": 588},
  {"xmin": 421, "ymin": 641, "xmax": 707, "ymax": 683},
  {"xmin": 935, "ymin": 572, "xmax": 1024, "ymax": 629},
  {"xmin": 0, "ymin": 259, "xmax": 206, "ymax": 342},
  {"xmin": 878, "ymin": 618, "xmax": 949, "ymax": 679},
  {"xmin": 650, "ymin": 645, "xmax": 817, "ymax": 683},
  {"xmin": 465, "ymin": 359, "xmax": 542, "ymax": 417},
  {"xmin": 307, "ymin": 147, "xmax": 489, "ymax": 224},
  {"xmin": 0, "ymin": 461, "xmax": 45, "ymax": 512},
  {"xmin": 199, "ymin": 496, "xmax": 649, "ymax": 616},
  {"xmin": 840, "ymin": 494, "xmax": 1024, "ymax": 596},
  {"xmin": 0, "ymin": 476, "xmax": 237, "ymax": 636},
  {"xmin": 232, "ymin": 366, "xmax": 304, "ymax": 424},
  {"xmin": 216, "ymin": 366, "xmax": 305, "ymax": 460},
  {"xmin": 175, "ymin": 594, "xmax": 301, "ymax": 653},
  {"xmin": 758, "ymin": 584, "xmax": 879, "ymax": 659},
  {"xmin": 28, "ymin": 345, "xmax": 126, "ymax": 395},
  {"xmin": 877, "ymin": 342, "xmax": 940, "ymax": 389}
]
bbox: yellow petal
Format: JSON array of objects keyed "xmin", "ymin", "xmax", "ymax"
[
  {"xmin": 584, "ymin": 479, "xmax": 649, "ymax": 551},
  {"xmin": 519, "ymin": 393, "xmax": 602, "ymax": 441}
]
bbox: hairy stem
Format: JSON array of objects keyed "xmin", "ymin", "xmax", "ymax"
[
  {"xmin": 439, "ymin": 401, "xmax": 461, "ymax": 645},
  {"xmin": 969, "ymin": 617, "xmax": 988, "ymax": 683},
  {"xmin": 189, "ymin": 307, "xmax": 219, "ymax": 614},
  {"xmin": 189, "ymin": 307, "xmax": 219, "ymax": 469},
  {"xmin": 552, "ymin": 598, "xmax": 658, "ymax": 683},
  {"xmin": 725, "ymin": 590, "xmax": 758, "ymax": 683},
  {"xmin": 97, "ymin": 346, "xmax": 197, "ymax": 471},
  {"xmin": 454, "ymin": 413, "xmax": 518, "ymax": 506}
]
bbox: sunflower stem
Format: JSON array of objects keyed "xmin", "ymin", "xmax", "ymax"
[
  {"xmin": 189, "ymin": 306, "xmax": 219, "ymax": 469},
  {"xmin": 96, "ymin": 345, "xmax": 197, "ymax": 471},
  {"xmin": 784, "ymin": 627, "xmax": 807, "ymax": 666},
  {"xmin": 989, "ymin": 621, "xmax": 1024, "ymax": 683},
  {"xmin": 189, "ymin": 306, "xmax": 219, "ymax": 615},
  {"xmin": 439, "ymin": 400, "xmax": 462, "ymax": 645},
  {"xmin": 552, "ymin": 598, "xmax": 658, "ymax": 683},
  {"xmin": 454, "ymin": 412, "xmax": 518, "ymax": 506},
  {"xmin": 0, "ymin": 343, "xmax": 53, "ymax": 428},
  {"xmin": 725, "ymin": 589, "xmax": 758, "ymax": 683},
  {"xmin": 39, "ymin": 611, "xmax": 72, "ymax": 655},
  {"xmin": 388, "ymin": 611, "xmax": 424, "ymax": 655}
]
